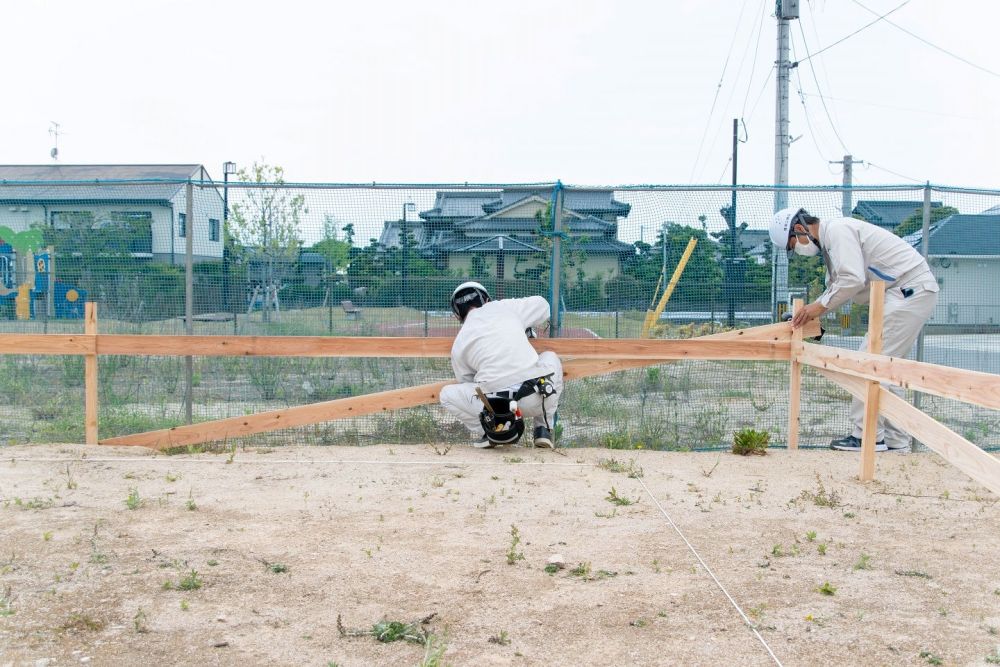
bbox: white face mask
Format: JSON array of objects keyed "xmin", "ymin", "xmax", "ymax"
[{"xmin": 793, "ymin": 238, "xmax": 820, "ymax": 257}]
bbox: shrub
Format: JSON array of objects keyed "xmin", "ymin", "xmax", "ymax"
[{"xmin": 732, "ymin": 428, "xmax": 769, "ymax": 456}]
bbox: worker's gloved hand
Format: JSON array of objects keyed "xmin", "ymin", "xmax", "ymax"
[{"xmin": 525, "ymin": 327, "xmax": 537, "ymax": 339}]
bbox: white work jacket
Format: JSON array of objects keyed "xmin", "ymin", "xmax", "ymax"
[
  {"xmin": 450, "ymin": 296, "xmax": 552, "ymax": 393},
  {"xmin": 817, "ymin": 217, "xmax": 938, "ymax": 311}
]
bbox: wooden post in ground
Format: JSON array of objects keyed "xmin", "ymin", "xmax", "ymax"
[
  {"xmin": 84, "ymin": 302, "xmax": 98, "ymax": 445},
  {"xmin": 860, "ymin": 280, "xmax": 885, "ymax": 481},
  {"xmin": 787, "ymin": 298, "xmax": 804, "ymax": 450}
]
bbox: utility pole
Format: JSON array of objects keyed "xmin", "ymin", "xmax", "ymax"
[
  {"xmin": 729, "ymin": 118, "xmax": 739, "ymax": 328},
  {"xmin": 829, "ymin": 154, "xmax": 863, "ymax": 217},
  {"xmin": 772, "ymin": 0, "xmax": 798, "ymax": 319}
]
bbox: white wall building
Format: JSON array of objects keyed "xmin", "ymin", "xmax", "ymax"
[{"xmin": 0, "ymin": 164, "xmax": 224, "ymax": 264}]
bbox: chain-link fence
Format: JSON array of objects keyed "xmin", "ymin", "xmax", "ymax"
[{"xmin": 1, "ymin": 172, "xmax": 998, "ymax": 451}]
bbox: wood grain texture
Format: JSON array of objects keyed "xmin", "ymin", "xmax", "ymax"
[
  {"xmin": 798, "ymin": 343, "xmax": 1000, "ymax": 412},
  {"xmin": 84, "ymin": 303, "xmax": 98, "ymax": 446},
  {"xmin": 860, "ymin": 281, "xmax": 885, "ymax": 481},
  {"xmin": 0, "ymin": 334, "xmax": 95, "ymax": 355},
  {"xmin": 821, "ymin": 369, "xmax": 1000, "ymax": 497},
  {"xmin": 787, "ymin": 300, "xmax": 805, "ymax": 451}
]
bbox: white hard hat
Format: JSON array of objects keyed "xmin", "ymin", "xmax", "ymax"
[
  {"xmin": 769, "ymin": 207, "xmax": 807, "ymax": 249},
  {"xmin": 450, "ymin": 281, "xmax": 491, "ymax": 320}
]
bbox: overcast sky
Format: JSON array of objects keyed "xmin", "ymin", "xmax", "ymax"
[{"xmin": 3, "ymin": 0, "xmax": 999, "ymax": 190}]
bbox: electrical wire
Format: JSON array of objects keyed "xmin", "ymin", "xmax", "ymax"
[
  {"xmin": 796, "ymin": 0, "xmax": 911, "ymax": 64},
  {"xmin": 740, "ymin": 0, "xmax": 770, "ymax": 120},
  {"xmin": 688, "ymin": 0, "xmax": 753, "ymax": 183},
  {"xmin": 799, "ymin": 91, "xmax": 987, "ymax": 122},
  {"xmin": 864, "ymin": 161, "xmax": 923, "ymax": 183},
  {"xmin": 796, "ymin": 21, "xmax": 851, "ymax": 155},
  {"xmin": 790, "ymin": 33, "xmax": 835, "ymax": 166},
  {"xmin": 852, "ymin": 0, "xmax": 1000, "ymax": 79}
]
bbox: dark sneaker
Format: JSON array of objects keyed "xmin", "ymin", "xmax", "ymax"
[
  {"xmin": 533, "ymin": 426, "xmax": 554, "ymax": 449},
  {"xmin": 830, "ymin": 435, "xmax": 887, "ymax": 452},
  {"xmin": 472, "ymin": 433, "xmax": 497, "ymax": 449}
]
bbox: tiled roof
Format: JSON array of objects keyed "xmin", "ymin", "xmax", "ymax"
[
  {"xmin": 451, "ymin": 235, "xmax": 544, "ymax": 253},
  {"xmin": 0, "ymin": 164, "xmax": 207, "ymax": 203},
  {"xmin": 904, "ymin": 214, "xmax": 1000, "ymax": 256},
  {"xmin": 852, "ymin": 200, "xmax": 942, "ymax": 230}
]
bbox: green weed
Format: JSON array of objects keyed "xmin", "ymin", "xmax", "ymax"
[
  {"xmin": 605, "ymin": 486, "xmax": 637, "ymax": 506},
  {"xmin": 816, "ymin": 582, "xmax": 837, "ymax": 596},
  {"xmin": 125, "ymin": 488, "xmax": 142, "ymax": 511},
  {"xmin": 854, "ymin": 554, "xmax": 872, "ymax": 571},
  {"xmin": 732, "ymin": 428, "xmax": 769, "ymax": 456},
  {"xmin": 506, "ymin": 525, "xmax": 524, "ymax": 565}
]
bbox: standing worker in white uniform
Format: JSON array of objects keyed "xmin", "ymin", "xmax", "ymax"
[
  {"xmin": 770, "ymin": 208, "xmax": 939, "ymax": 452},
  {"xmin": 440, "ymin": 281, "xmax": 562, "ymax": 448}
]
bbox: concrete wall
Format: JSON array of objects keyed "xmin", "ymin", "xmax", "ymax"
[{"xmin": 169, "ymin": 184, "xmax": 225, "ymax": 261}]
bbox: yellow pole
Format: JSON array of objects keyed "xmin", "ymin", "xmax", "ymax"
[
  {"xmin": 642, "ymin": 237, "xmax": 698, "ymax": 338},
  {"xmin": 641, "ymin": 274, "xmax": 665, "ymax": 334}
]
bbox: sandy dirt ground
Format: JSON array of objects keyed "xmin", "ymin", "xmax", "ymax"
[{"xmin": 1, "ymin": 444, "xmax": 999, "ymax": 667}]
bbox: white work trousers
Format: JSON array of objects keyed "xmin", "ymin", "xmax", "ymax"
[
  {"xmin": 440, "ymin": 351, "xmax": 563, "ymax": 436},
  {"xmin": 849, "ymin": 287, "xmax": 938, "ymax": 447}
]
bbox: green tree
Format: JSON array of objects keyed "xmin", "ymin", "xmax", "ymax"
[
  {"xmin": 312, "ymin": 214, "xmax": 351, "ymax": 272},
  {"xmin": 227, "ymin": 163, "xmax": 305, "ymax": 321},
  {"xmin": 894, "ymin": 205, "xmax": 958, "ymax": 238},
  {"xmin": 621, "ymin": 223, "xmax": 722, "ymax": 307}
]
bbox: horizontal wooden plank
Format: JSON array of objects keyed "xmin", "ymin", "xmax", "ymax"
[
  {"xmin": 799, "ymin": 342, "xmax": 1000, "ymax": 412},
  {"xmin": 91, "ymin": 334, "xmax": 788, "ymax": 360},
  {"xmin": 0, "ymin": 334, "xmax": 95, "ymax": 355},
  {"xmin": 96, "ymin": 335, "xmax": 456, "ymax": 358},
  {"xmin": 100, "ymin": 380, "xmax": 453, "ymax": 449},
  {"xmin": 820, "ymin": 369, "xmax": 1000, "ymax": 497}
]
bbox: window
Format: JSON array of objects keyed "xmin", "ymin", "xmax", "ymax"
[
  {"xmin": 178, "ymin": 213, "xmax": 186, "ymax": 238},
  {"xmin": 51, "ymin": 211, "xmax": 95, "ymax": 230},
  {"xmin": 209, "ymin": 218, "xmax": 220, "ymax": 242}
]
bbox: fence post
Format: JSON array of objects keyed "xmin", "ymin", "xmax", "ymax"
[
  {"xmin": 549, "ymin": 181, "xmax": 564, "ymax": 337},
  {"xmin": 787, "ymin": 298, "xmax": 804, "ymax": 450},
  {"xmin": 911, "ymin": 182, "xmax": 933, "ymax": 452},
  {"xmin": 185, "ymin": 181, "xmax": 194, "ymax": 425},
  {"xmin": 860, "ymin": 280, "xmax": 885, "ymax": 481},
  {"xmin": 84, "ymin": 302, "xmax": 98, "ymax": 445}
]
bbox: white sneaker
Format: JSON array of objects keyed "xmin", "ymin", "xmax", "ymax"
[{"xmin": 472, "ymin": 434, "xmax": 497, "ymax": 449}]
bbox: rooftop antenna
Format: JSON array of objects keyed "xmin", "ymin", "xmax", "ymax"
[{"xmin": 49, "ymin": 121, "xmax": 61, "ymax": 161}]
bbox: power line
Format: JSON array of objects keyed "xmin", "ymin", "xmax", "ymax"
[
  {"xmin": 790, "ymin": 32, "xmax": 835, "ymax": 165},
  {"xmin": 864, "ymin": 161, "xmax": 923, "ymax": 184},
  {"xmin": 796, "ymin": 0, "xmax": 911, "ymax": 64},
  {"xmin": 740, "ymin": 0, "xmax": 769, "ymax": 120},
  {"xmin": 688, "ymin": 0, "xmax": 752, "ymax": 183},
  {"xmin": 852, "ymin": 0, "xmax": 1000, "ymax": 79},
  {"xmin": 799, "ymin": 91, "xmax": 987, "ymax": 122},
  {"xmin": 796, "ymin": 20, "xmax": 851, "ymax": 154}
]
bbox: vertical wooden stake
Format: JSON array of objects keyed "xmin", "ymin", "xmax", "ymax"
[
  {"xmin": 787, "ymin": 298, "xmax": 804, "ymax": 450},
  {"xmin": 84, "ymin": 302, "xmax": 98, "ymax": 445},
  {"xmin": 860, "ymin": 280, "xmax": 885, "ymax": 481}
]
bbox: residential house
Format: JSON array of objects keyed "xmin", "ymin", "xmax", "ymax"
[
  {"xmin": 905, "ymin": 213, "xmax": 1000, "ymax": 326},
  {"xmin": 0, "ymin": 164, "xmax": 225, "ymax": 264},
  {"xmin": 852, "ymin": 200, "xmax": 942, "ymax": 231},
  {"xmin": 378, "ymin": 187, "xmax": 634, "ymax": 281}
]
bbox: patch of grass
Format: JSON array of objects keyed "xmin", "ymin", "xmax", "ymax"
[
  {"xmin": 799, "ymin": 474, "xmax": 842, "ymax": 508},
  {"xmin": 570, "ymin": 562, "xmax": 592, "ymax": 578},
  {"xmin": 503, "ymin": 456, "xmax": 524, "ymax": 464},
  {"xmin": 816, "ymin": 581, "xmax": 837, "ymax": 596},
  {"xmin": 731, "ymin": 428, "xmax": 769, "ymax": 456},
  {"xmin": 506, "ymin": 525, "xmax": 524, "ymax": 565},
  {"xmin": 133, "ymin": 608, "xmax": 149, "ymax": 633},
  {"xmin": 805, "ymin": 531, "xmax": 817, "ymax": 542},
  {"xmin": 268, "ymin": 562, "xmax": 289, "ymax": 574},
  {"xmin": 985, "ymin": 649, "xmax": 1000, "ymax": 665},
  {"xmin": 177, "ymin": 569, "xmax": 202, "ymax": 591},
  {"xmin": 605, "ymin": 486, "xmax": 637, "ymax": 506},
  {"xmin": 180, "ymin": 599, "xmax": 190, "ymax": 611},
  {"xmin": 919, "ymin": 650, "xmax": 943, "ymax": 665},
  {"xmin": 488, "ymin": 630, "xmax": 510, "ymax": 645},
  {"xmin": 61, "ymin": 612, "xmax": 105, "ymax": 632},
  {"xmin": 125, "ymin": 487, "xmax": 142, "ymax": 511},
  {"xmin": 43, "ymin": 531, "xmax": 53, "ymax": 542},
  {"xmin": 817, "ymin": 543, "xmax": 828, "ymax": 556},
  {"xmin": 854, "ymin": 553, "xmax": 872, "ymax": 571},
  {"xmin": 0, "ymin": 587, "xmax": 14, "ymax": 617},
  {"xmin": 207, "ymin": 560, "xmax": 218, "ymax": 567},
  {"xmin": 165, "ymin": 473, "xmax": 178, "ymax": 483},
  {"xmin": 419, "ymin": 633, "xmax": 448, "ymax": 667},
  {"xmin": 597, "ymin": 457, "xmax": 644, "ymax": 478}
]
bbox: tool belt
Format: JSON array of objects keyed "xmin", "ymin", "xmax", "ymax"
[{"xmin": 489, "ymin": 374, "xmax": 557, "ymax": 401}]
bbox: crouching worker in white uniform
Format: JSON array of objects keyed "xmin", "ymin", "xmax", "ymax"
[
  {"xmin": 440, "ymin": 281, "xmax": 563, "ymax": 449},
  {"xmin": 770, "ymin": 208, "xmax": 939, "ymax": 452}
]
